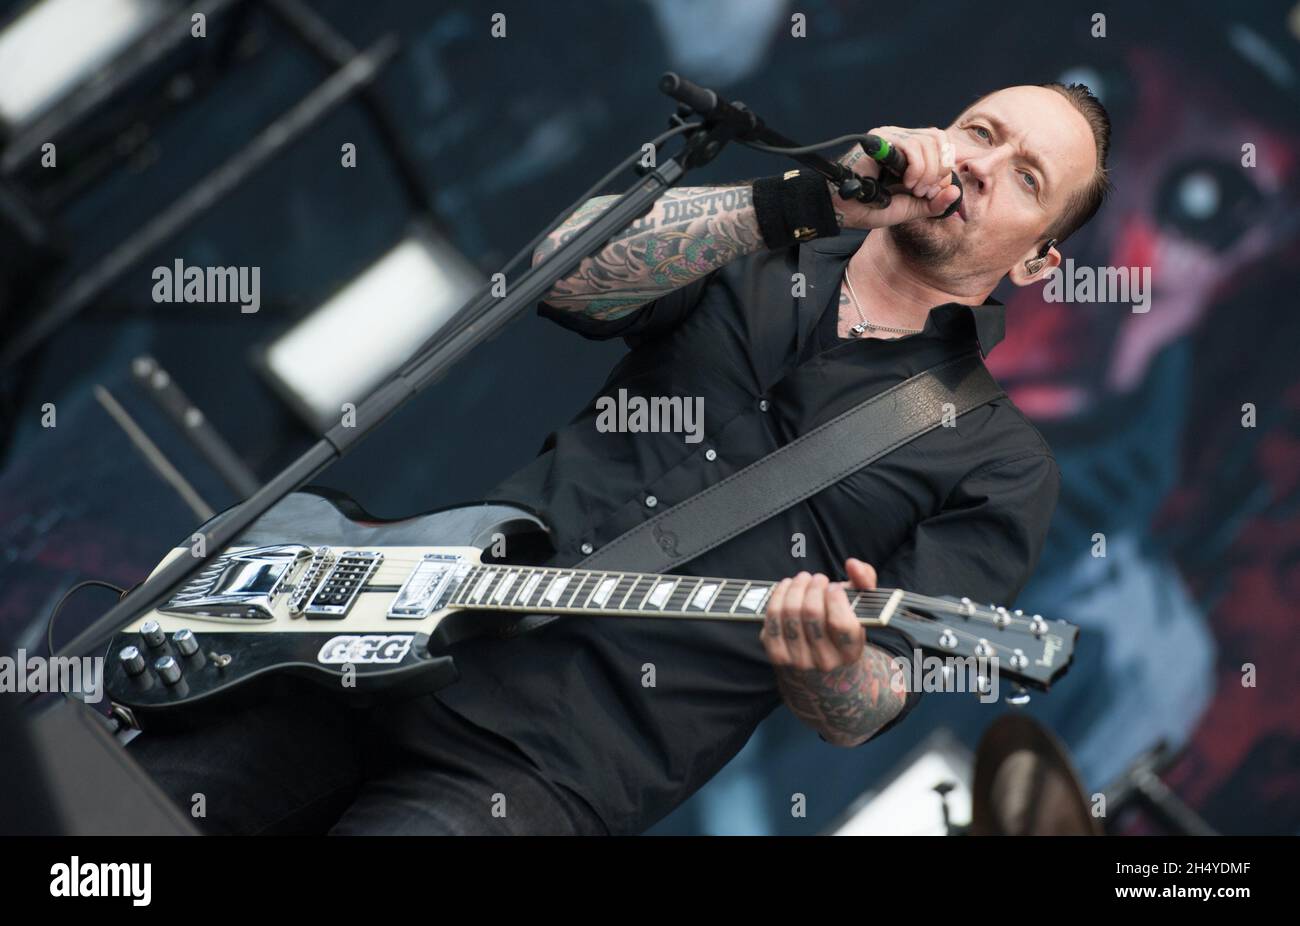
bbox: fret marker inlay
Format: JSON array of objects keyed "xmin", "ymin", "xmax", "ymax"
[
  {"xmin": 591, "ymin": 578, "xmax": 618, "ymax": 607},
  {"xmin": 646, "ymin": 580, "xmax": 677, "ymax": 609},
  {"xmin": 691, "ymin": 583, "xmax": 719, "ymax": 610},
  {"xmin": 471, "ymin": 571, "xmax": 493, "ymax": 603},
  {"xmin": 518, "ymin": 572, "xmax": 541, "ymax": 604},
  {"xmin": 543, "ymin": 576, "xmax": 571, "ymax": 605},
  {"xmin": 492, "ymin": 571, "xmax": 518, "ymax": 602}
]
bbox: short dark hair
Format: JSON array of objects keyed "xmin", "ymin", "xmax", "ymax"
[
  {"xmin": 961, "ymin": 82, "xmax": 1113, "ymax": 245},
  {"xmin": 1038, "ymin": 81, "xmax": 1113, "ymax": 244}
]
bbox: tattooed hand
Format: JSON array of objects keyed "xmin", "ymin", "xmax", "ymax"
[
  {"xmin": 831, "ymin": 126, "xmax": 961, "ymax": 231},
  {"xmin": 761, "ymin": 558, "xmax": 909, "ymax": 747}
]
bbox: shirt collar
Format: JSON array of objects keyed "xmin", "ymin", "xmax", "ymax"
[{"xmin": 799, "ymin": 228, "xmax": 1006, "ymax": 358}]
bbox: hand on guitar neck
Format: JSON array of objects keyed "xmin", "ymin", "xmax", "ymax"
[{"xmin": 762, "ymin": 558, "xmax": 909, "ymax": 748}]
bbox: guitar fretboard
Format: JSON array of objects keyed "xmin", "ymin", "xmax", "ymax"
[{"xmin": 447, "ymin": 563, "xmax": 906, "ymax": 625}]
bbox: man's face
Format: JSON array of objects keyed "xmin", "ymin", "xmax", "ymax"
[{"xmin": 890, "ymin": 85, "xmax": 1099, "ymax": 284}]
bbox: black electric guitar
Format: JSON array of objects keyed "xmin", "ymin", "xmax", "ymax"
[{"xmin": 103, "ymin": 490, "xmax": 1077, "ymax": 724}]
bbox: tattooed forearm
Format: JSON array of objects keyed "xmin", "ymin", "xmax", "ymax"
[
  {"xmin": 828, "ymin": 144, "xmax": 872, "ymax": 229},
  {"xmin": 531, "ymin": 185, "xmax": 764, "ymax": 321},
  {"xmin": 775, "ymin": 644, "xmax": 908, "ymax": 747}
]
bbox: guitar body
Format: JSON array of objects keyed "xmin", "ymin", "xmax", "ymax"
[{"xmin": 103, "ymin": 490, "xmax": 552, "ymax": 726}]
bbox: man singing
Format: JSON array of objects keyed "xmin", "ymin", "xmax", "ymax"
[{"xmin": 132, "ymin": 82, "xmax": 1110, "ymax": 836}]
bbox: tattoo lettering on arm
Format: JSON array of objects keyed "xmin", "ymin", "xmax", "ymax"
[
  {"xmin": 532, "ymin": 185, "xmax": 764, "ymax": 321},
  {"xmin": 775, "ymin": 644, "xmax": 907, "ymax": 747}
]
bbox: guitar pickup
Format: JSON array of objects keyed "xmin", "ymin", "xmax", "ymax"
[
  {"xmin": 303, "ymin": 551, "xmax": 383, "ymax": 619},
  {"xmin": 387, "ymin": 553, "xmax": 467, "ymax": 619}
]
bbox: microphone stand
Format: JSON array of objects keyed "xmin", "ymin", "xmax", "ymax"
[{"xmin": 48, "ymin": 73, "xmax": 867, "ymax": 673}]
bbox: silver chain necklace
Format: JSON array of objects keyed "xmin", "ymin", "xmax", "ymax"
[{"xmin": 843, "ymin": 269, "xmax": 924, "ymax": 337}]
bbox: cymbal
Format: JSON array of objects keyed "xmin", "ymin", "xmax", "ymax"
[{"xmin": 971, "ymin": 713, "xmax": 1101, "ymax": 836}]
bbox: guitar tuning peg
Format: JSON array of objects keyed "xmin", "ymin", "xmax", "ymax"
[{"xmin": 1006, "ymin": 684, "xmax": 1031, "ymax": 706}]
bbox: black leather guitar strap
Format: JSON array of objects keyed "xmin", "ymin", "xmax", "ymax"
[{"xmin": 504, "ymin": 350, "xmax": 1004, "ymax": 637}]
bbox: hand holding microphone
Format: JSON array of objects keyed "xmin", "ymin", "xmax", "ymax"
[
  {"xmin": 659, "ymin": 75, "xmax": 964, "ymax": 245},
  {"xmin": 832, "ymin": 126, "xmax": 964, "ymax": 230}
]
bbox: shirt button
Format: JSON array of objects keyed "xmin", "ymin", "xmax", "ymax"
[
  {"xmin": 645, "ymin": 495, "xmax": 658, "ymax": 508},
  {"xmin": 704, "ymin": 448, "xmax": 717, "ymax": 461},
  {"xmin": 758, "ymin": 399, "xmax": 770, "ymax": 412},
  {"xmin": 580, "ymin": 542, "xmax": 594, "ymax": 555}
]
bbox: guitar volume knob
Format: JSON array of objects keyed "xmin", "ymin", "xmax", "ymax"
[
  {"xmin": 119, "ymin": 646, "xmax": 146, "ymax": 676},
  {"xmin": 140, "ymin": 620, "xmax": 166, "ymax": 648},
  {"xmin": 154, "ymin": 655, "xmax": 183, "ymax": 685},
  {"xmin": 173, "ymin": 628, "xmax": 199, "ymax": 656}
]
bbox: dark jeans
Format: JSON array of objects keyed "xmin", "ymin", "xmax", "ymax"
[{"xmin": 127, "ymin": 685, "xmax": 608, "ymax": 836}]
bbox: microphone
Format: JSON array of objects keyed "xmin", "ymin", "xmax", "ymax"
[
  {"xmin": 861, "ymin": 133, "xmax": 910, "ymax": 177},
  {"xmin": 860, "ymin": 133, "xmax": 964, "ymax": 220}
]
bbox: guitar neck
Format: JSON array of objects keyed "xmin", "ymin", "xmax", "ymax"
[{"xmin": 447, "ymin": 563, "xmax": 910, "ymax": 626}]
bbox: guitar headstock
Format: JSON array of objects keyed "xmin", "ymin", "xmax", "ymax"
[{"xmin": 885, "ymin": 596, "xmax": 1078, "ymax": 693}]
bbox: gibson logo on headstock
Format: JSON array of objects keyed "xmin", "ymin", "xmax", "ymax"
[{"xmin": 1035, "ymin": 634, "xmax": 1062, "ymax": 668}]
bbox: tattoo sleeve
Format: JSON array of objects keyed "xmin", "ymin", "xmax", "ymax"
[
  {"xmin": 775, "ymin": 644, "xmax": 908, "ymax": 747},
  {"xmin": 531, "ymin": 184, "xmax": 764, "ymax": 322}
]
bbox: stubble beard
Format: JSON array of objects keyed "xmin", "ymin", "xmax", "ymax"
[{"xmin": 887, "ymin": 217, "xmax": 966, "ymax": 267}]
